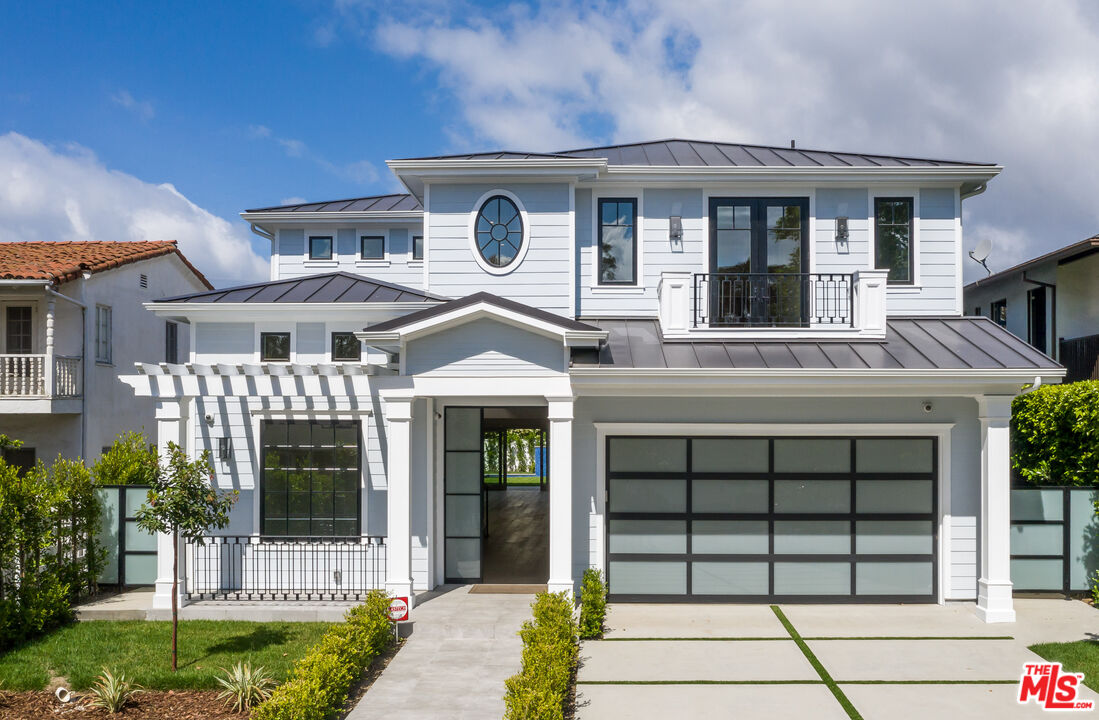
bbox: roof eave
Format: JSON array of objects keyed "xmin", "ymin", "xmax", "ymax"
[
  {"xmin": 600, "ymin": 165, "xmax": 1003, "ymax": 182},
  {"xmin": 240, "ymin": 210, "xmax": 424, "ymax": 222}
]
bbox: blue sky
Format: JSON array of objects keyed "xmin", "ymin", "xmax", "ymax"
[{"xmin": 2, "ymin": 1, "xmax": 1098, "ymax": 287}]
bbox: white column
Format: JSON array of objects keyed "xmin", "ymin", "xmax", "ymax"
[
  {"xmin": 976, "ymin": 395, "xmax": 1016, "ymax": 623},
  {"xmin": 385, "ymin": 396, "xmax": 415, "ymax": 608},
  {"xmin": 547, "ymin": 397, "xmax": 575, "ymax": 598},
  {"xmin": 152, "ymin": 398, "xmax": 189, "ymax": 611},
  {"xmin": 44, "ymin": 297, "xmax": 55, "ymax": 396}
]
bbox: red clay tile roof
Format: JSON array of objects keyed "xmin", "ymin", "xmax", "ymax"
[{"xmin": 0, "ymin": 241, "xmax": 213, "ymax": 289}]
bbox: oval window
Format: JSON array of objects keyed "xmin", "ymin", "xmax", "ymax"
[{"xmin": 475, "ymin": 195, "xmax": 523, "ymax": 268}]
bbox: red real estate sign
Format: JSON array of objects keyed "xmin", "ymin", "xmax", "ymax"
[{"xmin": 388, "ymin": 597, "xmax": 409, "ymax": 622}]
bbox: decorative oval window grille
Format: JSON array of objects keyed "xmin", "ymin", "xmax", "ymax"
[{"xmin": 475, "ymin": 195, "xmax": 523, "ymax": 268}]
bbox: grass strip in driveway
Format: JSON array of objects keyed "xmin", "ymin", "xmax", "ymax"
[{"xmin": 771, "ymin": 605, "xmax": 863, "ymax": 720}]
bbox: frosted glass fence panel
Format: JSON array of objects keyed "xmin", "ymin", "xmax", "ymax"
[{"xmin": 1010, "ymin": 487, "xmax": 1099, "ymax": 592}]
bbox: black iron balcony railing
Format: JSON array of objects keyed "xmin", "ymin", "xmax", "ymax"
[
  {"xmin": 185, "ymin": 535, "xmax": 386, "ymax": 601},
  {"xmin": 693, "ymin": 272, "xmax": 854, "ymax": 328}
]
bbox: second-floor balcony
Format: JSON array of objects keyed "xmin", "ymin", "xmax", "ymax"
[
  {"xmin": 659, "ymin": 269, "xmax": 889, "ymax": 339},
  {"xmin": 0, "ymin": 354, "xmax": 82, "ymax": 405}
]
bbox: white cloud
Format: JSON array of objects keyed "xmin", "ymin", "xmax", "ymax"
[
  {"xmin": 249, "ymin": 124, "xmax": 379, "ymax": 184},
  {"xmin": 357, "ymin": 0, "xmax": 1099, "ymax": 272},
  {"xmin": 0, "ymin": 132, "xmax": 268, "ymax": 286},
  {"xmin": 280, "ymin": 196, "xmax": 308, "ymax": 206},
  {"xmin": 111, "ymin": 89, "xmax": 155, "ymax": 121}
]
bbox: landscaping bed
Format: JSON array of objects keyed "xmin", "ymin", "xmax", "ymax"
[{"xmin": 0, "ymin": 690, "xmax": 245, "ymax": 719}]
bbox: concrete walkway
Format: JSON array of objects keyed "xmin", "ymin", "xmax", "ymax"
[
  {"xmin": 347, "ymin": 585, "xmax": 534, "ymax": 720},
  {"xmin": 577, "ymin": 599, "xmax": 1099, "ymax": 720}
]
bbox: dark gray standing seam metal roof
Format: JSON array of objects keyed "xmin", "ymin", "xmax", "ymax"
[
  {"xmin": 396, "ymin": 138, "xmax": 996, "ymax": 168},
  {"xmin": 365, "ymin": 291, "xmax": 601, "ymax": 333},
  {"xmin": 571, "ymin": 317, "xmax": 1062, "ymax": 371},
  {"xmin": 156, "ymin": 272, "xmax": 445, "ymax": 303},
  {"xmin": 245, "ymin": 193, "xmax": 423, "ymax": 214}
]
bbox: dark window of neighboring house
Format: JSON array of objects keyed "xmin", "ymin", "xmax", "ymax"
[
  {"xmin": 260, "ymin": 332, "xmax": 291, "ymax": 361},
  {"xmin": 5, "ymin": 306, "xmax": 32, "ymax": 354},
  {"xmin": 261, "ymin": 419, "xmax": 360, "ymax": 537},
  {"xmin": 598, "ymin": 198, "xmax": 637, "ymax": 285},
  {"xmin": 1028, "ymin": 287, "xmax": 1048, "ymax": 354},
  {"xmin": 991, "ymin": 298, "xmax": 1007, "ymax": 328},
  {"xmin": 95, "ymin": 305, "xmax": 112, "ymax": 363},
  {"xmin": 331, "ymin": 332, "xmax": 361, "ymax": 361},
  {"xmin": 412, "ymin": 235, "xmax": 423, "ymax": 261},
  {"xmin": 308, "ymin": 235, "xmax": 333, "ymax": 260},
  {"xmin": 165, "ymin": 321, "xmax": 179, "ymax": 363},
  {"xmin": 974, "ymin": 306, "xmax": 982, "ymax": 317},
  {"xmin": 874, "ymin": 197, "xmax": 914, "ymax": 284},
  {"xmin": 3, "ymin": 447, "xmax": 35, "ymax": 476},
  {"xmin": 360, "ymin": 235, "xmax": 385, "ymax": 260}
]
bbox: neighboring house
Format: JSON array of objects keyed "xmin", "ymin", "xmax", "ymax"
[
  {"xmin": 964, "ymin": 235, "xmax": 1099, "ymax": 381},
  {"xmin": 0, "ymin": 241, "xmax": 211, "ymax": 469},
  {"xmin": 122, "ymin": 139, "xmax": 1063, "ymax": 623}
]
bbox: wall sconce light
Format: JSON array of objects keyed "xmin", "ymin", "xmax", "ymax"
[
  {"xmin": 218, "ymin": 437, "xmax": 232, "ymax": 461},
  {"xmin": 835, "ymin": 216, "xmax": 849, "ymax": 243},
  {"xmin": 669, "ymin": 216, "xmax": 683, "ymax": 251},
  {"xmin": 205, "ymin": 413, "xmax": 214, "ymax": 427}
]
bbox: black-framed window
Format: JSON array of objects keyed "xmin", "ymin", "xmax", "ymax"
[
  {"xmin": 260, "ymin": 332, "xmax": 291, "ymax": 361},
  {"xmin": 331, "ymin": 332, "xmax": 361, "ymax": 361},
  {"xmin": 991, "ymin": 298, "xmax": 1007, "ymax": 328},
  {"xmin": 974, "ymin": 306, "xmax": 982, "ymax": 318},
  {"xmin": 308, "ymin": 235, "xmax": 333, "ymax": 260},
  {"xmin": 360, "ymin": 235, "xmax": 385, "ymax": 260},
  {"xmin": 5, "ymin": 306, "xmax": 32, "ymax": 354},
  {"xmin": 874, "ymin": 197, "xmax": 914, "ymax": 284},
  {"xmin": 598, "ymin": 198, "xmax": 637, "ymax": 285},
  {"xmin": 165, "ymin": 321, "xmax": 179, "ymax": 363},
  {"xmin": 475, "ymin": 195, "xmax": 523, "ymax": 268},
  {"xmin": 411, "ymin": 235, "xmax": 423, "ymax": 261},
  {"xmin": 261, "ymin": 419, "xmax": 361, "ymax": 537}
]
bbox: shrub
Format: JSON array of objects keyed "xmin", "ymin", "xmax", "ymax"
[
  {"xmin": 503, "ymin": 591, "xmax": 579, "ymax": 720},
  {"xmin": 86, "ymin": 668, "xmax": 142, "ymax": 713},
  {"xmin": 216, "ymin": 661, "xmax": 275, "ymax": 712},
  {"xmin": 252, "ymin": 590, "xmax": 393, "ymax": 720},
  {"xmin": 1012, "ymin": 381, "xmax": 1099, "ymax": 485},
  {"xmin": 92, "ymin": 431, "xmax": 159, "ymax": 487},
  {"xmin": 578, "ymin": 568, "xmax": 607, "ymax": 640}
]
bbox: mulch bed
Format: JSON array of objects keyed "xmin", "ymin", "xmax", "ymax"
[{"xmin": 0, "ymin": 690, "xmax": 246, "ymax": 719}]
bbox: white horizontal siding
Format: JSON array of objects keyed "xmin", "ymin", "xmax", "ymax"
[
  {"xmin": 886, "ymin": 188, "xmax": 960, "ymax": 315},
  {"xmin": 404, "ymin": 317, "xmax": 565, "ymax": 376},
  {"xmin": 948, "ymin": 515, "xmax": 978, "ymax": 599}
]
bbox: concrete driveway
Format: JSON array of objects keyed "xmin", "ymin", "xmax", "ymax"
[{"xmin": 576, "ymin": 599, "xmax": 1099, "ymax": 719}]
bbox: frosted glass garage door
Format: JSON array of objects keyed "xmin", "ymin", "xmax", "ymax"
[{"xmin": 605, "ymin": 436, "xmax": 936, "ymax": 602}]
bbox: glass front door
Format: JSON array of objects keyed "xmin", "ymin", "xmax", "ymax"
[
  {"xmin": 709, "ymin": 198, "xmax": 808, "ymax": 326},
  {"xmin": 444, "ymin": 408, "xmax": 484, "ymax": 582}
]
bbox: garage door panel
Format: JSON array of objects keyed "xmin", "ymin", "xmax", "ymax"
[
  {"xmin": 774, "ymin": 562, "xmax": 851, "ymax": 595},
  {"xmin": 773, "ymin": 479, "xmax": 851, "ymax": 513},
  {"xmin": 692, "ymin": 479, "xmax": 768, "ymax": 513},
  {"xmin": 606, "ymin": 435, "xmax": 937, "ymax": 603},
  {"xmin": 610, "ymin": 561, "xmax": 687, "ymax": 595},
  {"xmin": 693, "ymin": 561, "xmax": 769, "ymax": 595}
]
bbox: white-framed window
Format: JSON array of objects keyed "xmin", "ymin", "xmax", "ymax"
[{"xmin": 95, "ymin": 305, "xmax": 112, "ymax": 364}]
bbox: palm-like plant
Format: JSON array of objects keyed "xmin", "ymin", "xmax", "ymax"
[
  {"xmin": 216, "ymin": 661, "xmax": 276, "ymax": 713},
  {"xmin": 85, "ymin": 668, "xmax": 143, "ymax": 714}
]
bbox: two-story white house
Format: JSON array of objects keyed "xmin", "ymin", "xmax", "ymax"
[
  {"xmin": 0, "ymin": 241, "xmax": 210, "ymax": 468},
  {"xmin": 123, "ymin": 140, "xmax": 1062, "ymax": 623}
]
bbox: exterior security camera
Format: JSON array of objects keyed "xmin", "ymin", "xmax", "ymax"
[{"xmin": 922, "ymin": 402, "xmax": 933, "ymax": 413}]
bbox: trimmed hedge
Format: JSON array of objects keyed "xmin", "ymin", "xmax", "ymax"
[
  {"xmin": 1012, "ymin": 381, "xmax": 1099, "ymax": 486},
  {"xmin": 503, "ymin": 591, "xmax": 578, "ymax": 720},
  {"xmin": 578, "ymin": 568, "xmax": 607, "ymax": 640},
  {"xmin": 252, "ymin": 590, "xmax": 393, "ymax": 720}
]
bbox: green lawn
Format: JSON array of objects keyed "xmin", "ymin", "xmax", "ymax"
[
  {"xmin": 1029, "ymin": 641, "xmax": 1099, "ymax": 692},
  {"xmin": 484, "ymin": 473, "xmax": 545, "ymax": 487},
  {"xmin": 0, "ymin": 620, "xmax": 332, "ymax": 691}
]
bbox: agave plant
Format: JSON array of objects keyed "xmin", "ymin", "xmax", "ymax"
[
  {"xmin": 216, "ymin": 661, "xmax": 276, "ymax": 713},
  {"xmin": 85, "ymin": 668, "xmax": 143, "ymax": 714}
]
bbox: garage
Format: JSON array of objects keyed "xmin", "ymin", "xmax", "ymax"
[{"xmin": 606, "ymin": 435, "xmax": 937, "ymax": 602}]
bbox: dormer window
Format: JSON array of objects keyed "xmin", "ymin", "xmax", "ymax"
[
  {"xmin": 412, "ymin": 235, "xmax": 423, "ymax": 261},
  {"xmin": 308, "ymin": 235, "xmax": 333, "ymax": 260},
  {"xmin": 874, "ymin": 198, "xmax": 914, "ymax": 285},
  {"xmin": 360, "ymin": 235, "xmax": 385, "ymax": 260}
]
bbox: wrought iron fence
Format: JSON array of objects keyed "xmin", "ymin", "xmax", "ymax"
[
  {"xmin": 693, "ymin": 272, "xmax": 853, "ymax": 328},
  {"xmin": 186, "ymin": 535, "xmax": 386, "ymax": 601}
]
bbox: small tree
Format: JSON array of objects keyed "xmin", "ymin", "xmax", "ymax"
[
  {"xmin": 136, "ymin": 443, "xmax": 237, "ymax": 671},
  {"xmin": 92, "ymin": 431, "xmax": 159, "ymax": 486}
]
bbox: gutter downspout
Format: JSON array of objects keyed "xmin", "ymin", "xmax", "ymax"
[
  {"xmin": 248, "ymin": 223, "xmax": 274, "ymax": 241},
  {"xmin": 1020, "ymin": 375, "xmax": 1043, "ymax": 395},
  {"xmin": 1022, "ymin": 272, "xmax": 1057, "ymax": 362},
  {"xmin": 961, "ymin": 182, "xmax": 988, "ymax": 200}
]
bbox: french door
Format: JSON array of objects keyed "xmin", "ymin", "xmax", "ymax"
[
  {"xmin": 708, "ymin": 197, "xmax": 809, "ymax": 326},
  {"xmin": 444, "ymin": 407, "xmax": 484, "ymax": 583}
]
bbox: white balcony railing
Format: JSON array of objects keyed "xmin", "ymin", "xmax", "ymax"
[{"xmin": 0, "ymin": 354, "xmax": 82, "ymax": 398}]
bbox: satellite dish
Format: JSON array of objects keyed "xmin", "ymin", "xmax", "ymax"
[{"xmin": 969, "ymin": 237, "xmax": 992, "ymax": 276}]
